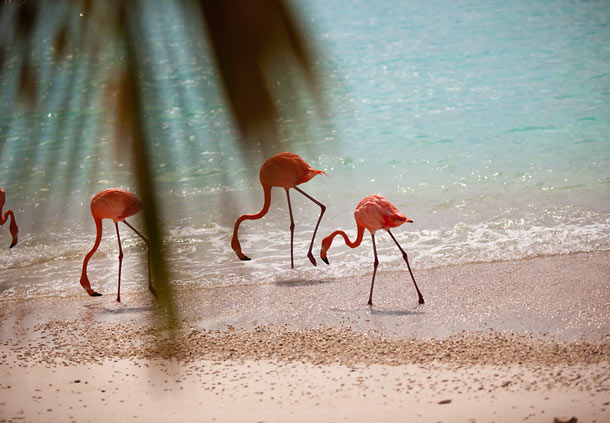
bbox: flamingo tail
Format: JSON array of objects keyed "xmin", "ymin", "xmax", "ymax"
[
  {"xmin": 80, "ymin": 217, "xmax": 103, "ymax": 296},
  {"xmin": 320, "ymin": 224, "xmax": 365, "ymax": 264},
  {"xmin": 231, "ymin": 184, "xmax": 272, "ymax": 260}
]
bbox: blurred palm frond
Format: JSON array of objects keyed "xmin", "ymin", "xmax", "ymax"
[{"xmin": 0, "ymin": 0, "xmax": 322, "ymax": 343}]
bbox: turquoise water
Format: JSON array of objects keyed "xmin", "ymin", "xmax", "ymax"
[{"xmin": 0, "ymin": 0, "xmax": 609, "ymax": 299}]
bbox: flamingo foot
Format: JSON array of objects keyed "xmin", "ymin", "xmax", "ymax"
[
  {"xmin": 307, "ymin": 252, "xmax": 317, "ymax": 266},
  {"xmin": 321, "ymin": 256, "xmax": 329, "ymax": 265},
  {"xmin": 89, "ymin": 291, "xmax": 102, "ymax": 297},
  {"xmin": 9, "ymin": 241, "xmax": 16, "ymax": 249}
]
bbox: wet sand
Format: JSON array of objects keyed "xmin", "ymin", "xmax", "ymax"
[{"xmin": 1, "ymin": 251, "xmax": 609, "ymax": 422}]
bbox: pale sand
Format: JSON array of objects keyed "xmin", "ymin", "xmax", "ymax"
[
  {"xmin": 1, "ymin": 251, "xmax": 609, "ymax": 422},
  {"xmin": 2, "ymin": 357, "xmax": 608, "ymax": 423}
]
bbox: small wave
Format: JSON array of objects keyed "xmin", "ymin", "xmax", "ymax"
[
  {"xmin": 160, "ymin": 208, "xmax": 610, "ymax": 289},
  {"xmin": 506, "ymin": 126, "xmax": 557, "ymax": 133},
  {"xmin": 1, "ymin": 208, "xmax": 609, "ymax": 300}
]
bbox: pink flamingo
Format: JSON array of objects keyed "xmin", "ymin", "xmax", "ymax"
[
  {"xmin": 80, "ymin": 188, "xmax": 154, "ymax": 302},
  {"xmin": 232, "ymin": 152, "xmax": 327, "ymax": 268},
  {"xmin": 0, "ymin": 188, "xmax": 18, "ymax": 248},
  {"xmin": 320, "ymin": 194, "xmax": 424, "ymax": 305}
]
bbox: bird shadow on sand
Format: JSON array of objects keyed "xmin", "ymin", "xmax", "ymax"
[
  {"xmin": 368, "ymin": 307, "xmax": 424, "ymax": 317},
  {"xmin": 83, "ymin": 303, "xmax": 152, "ymax": 315},
  {"xmin": 329, "ymin": 305, "xmax": 424, "ymax": 317},
  {"xmin": 101, "ymin": 306, "xmax": 152, "ymax": 315},
  {"xmin": 274, "ymin": 278, "xmax": 335, "ymax": 288}
]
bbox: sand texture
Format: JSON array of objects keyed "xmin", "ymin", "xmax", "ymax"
[{"xmin": 1, "ymin": 251, "xmax": 609, "ymax": 422}]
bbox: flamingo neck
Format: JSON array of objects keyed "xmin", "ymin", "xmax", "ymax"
[
  {"xmin": 238, "ymin": 184, "xmax": 272, "ymax": 223},
  {"xmin": 231, "ymin": 184, "xmax": 272, "ymax": 258},
  {"xmin": 1, "ymin": 209, "xmax": 11, "ymax": 225},
  {"xmin": 80, "ymin": 217, "xmax": 103, "ymax": 295},
  {"xmin": 0, "ymin": 198, "xmax": 7, "ymax": 224},
  {"xmin": 0, "ymin": 201, "xmax": 18, "ymax": 247},
  {"xmin": 329, "ymin": 224, "xmax": 365, "ymax": 250}
]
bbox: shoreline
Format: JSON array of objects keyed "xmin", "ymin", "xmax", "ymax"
[
  {"xmin": 1, "ymin": 250, "xmax": 609, "ymax": 422},
  {"xmin": 2, "ymin": 250, "xmax": 608, "ymax": 340}
]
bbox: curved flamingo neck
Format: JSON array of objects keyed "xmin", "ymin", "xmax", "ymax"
[
  {"xmin": 328, "ymin": 224, "xmax": 365, "ymax": 250},
  {"xmin": 1, "ymin": 209, "xmax": 12, "ymax": 225},
  {"xmin": 0, "ymin": 200, "xmax": 18, "ymax": 246},
  {"xmin": 0, "ymin": 198, "xmax": 7, "ymax": 224},
  {"xmin": 80, "ymin": 217, "xmax": 103, "ymax": 295},
  {"xmin": 231, "ymin": 184, "xmax": 272, "ymax": 258},
  {"xmin": 237, "ymin": 184, "xmax": 272, "ymax": 223}
]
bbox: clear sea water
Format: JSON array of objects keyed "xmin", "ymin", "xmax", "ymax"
[{"xmin": 0, "ymin": 0, "xmax": 609, "ymax": 299}]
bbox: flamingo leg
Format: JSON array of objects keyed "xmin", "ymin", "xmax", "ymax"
[
  {"xmin": 123, "ymin": 219, "xmax": 157, "ymax": 298},
  {"xmin": 387, "ymin": 229, "xmax": 425, "ymax": 304},
  {"xmin": 293, "ymin": 186, "xmax": 326, "ymax": 266},
  {"xmin": 368, "ymin": 232, "xmax": 379, "ymax": 306},
  {"xmin": 285, "ymin": 189, "xmax": 295, "ymax": 269},
  {"xmin": 115, "ymin": 222, "xmax": 123, "ymax": 303}
]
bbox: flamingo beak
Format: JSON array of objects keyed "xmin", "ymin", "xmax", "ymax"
[
  {"xmin": 240, "ymin": 255, "xmax": 251, "ymax": 261},
  {"xmin": 321, "ymin": 256, "xmax": 329, "ymax": 265},
  {"xmin": 406, "ymin": 218, "xmax": 413, "ymax": 223},
  {"xmin": 9, "ymin": 241, "xmax": 16, "ymax": 249}
]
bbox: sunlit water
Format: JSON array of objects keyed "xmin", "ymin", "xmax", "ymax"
[{"xmin": 0, "ymin": 0, "xmax": 609, "ymax": 299}]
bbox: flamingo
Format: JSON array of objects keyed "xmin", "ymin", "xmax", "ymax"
[
  {"xmin": 0, "ymin": 188, "xmax": 18, "ymax": 248},
  {"xmin": 232, "ymin": 152, "xmax": 327, "ymax": 268},
  {"xmin": 80, "ymin": 188, "xmax": 155, "ymax": 302},
  {"xmin": 320, "ymin": 194, "xmax": 425, "ymax": 305}
]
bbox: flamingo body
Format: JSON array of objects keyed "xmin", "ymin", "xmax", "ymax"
[
  {"xmin": 259, "ymin": 152, "xmax": 324, "ymax": 188},
  {"xmin": 80, "ymin": 188, "xmax": 153, "ymax": 302},
  {"xmin": 321, "ymin": 194, "xmax": 424, "ymax": 305},
  {"xmin": 354, "ymin": 194, "xmax": 410, "ymax": 234},
  {"xmin": 232, "ymin": 152, "xmax": 327, "ymax": 267},
  {"xmin": 91, "ymin": 188, "xmax": 142, "ymax": 222},
  {"xmin": 0, "ymin": 188, "xmax": 18, "ymax": 248}
]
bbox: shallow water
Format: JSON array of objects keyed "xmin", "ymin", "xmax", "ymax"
[{"xmin": 0, "ymin": 0, "xmax": 609, "ymax": 299}]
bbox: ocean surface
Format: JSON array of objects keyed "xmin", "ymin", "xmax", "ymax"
[{"xmin": 0, "ymin": 0, "xmax": 609, "ymax": 300}]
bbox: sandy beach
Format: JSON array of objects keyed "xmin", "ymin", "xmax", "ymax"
[
  {"xmin": 1, "ymin": 251, "xmax": 609, "ymax": 422},
  {"xmin": 2, "ymin": 0, "xmax": 609, "ymax": 421}
]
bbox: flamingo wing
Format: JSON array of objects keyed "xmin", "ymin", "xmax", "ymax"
[{"xmin": 355, "ymin": 194, "xmax": 407, "ymax": 232}]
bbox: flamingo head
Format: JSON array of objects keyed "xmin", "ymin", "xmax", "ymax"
[
  {"xmin": 9, "ymin": 223, "xmax": 17, "ymax": 248},
  {"xmin": 231, "ymin": 235, "xmax": 251, "ymax": 261},
  {"xmin": 320, "ymin": 235, "xmax": 332, "ymax": 265},
  {"xmin": 0, "ymin": 188, "xmax": 5, "ymax": 206}
]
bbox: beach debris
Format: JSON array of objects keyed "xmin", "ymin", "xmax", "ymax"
[{"xmin": 438, "ymin": 399, "xmax": 452, "ymax": 405}]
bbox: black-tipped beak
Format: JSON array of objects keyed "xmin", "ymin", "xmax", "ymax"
[
  {"xmin": 89, "ymin": 292, "xmax": 102, "ymax": 297},
  {"xmin": 9, "ymin": 242, "xmax": 16, "ymax": 249},
  {"xmin": 321, "ymin": 257, "xmax": 329, "ymax": 265},
  {"xmin": 240, "ymin": 256, "xmax": 251, "ymax": 261},
  {"xmin": 407, "ymin": 219, "xmax": 413, "ymax": 223}
]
